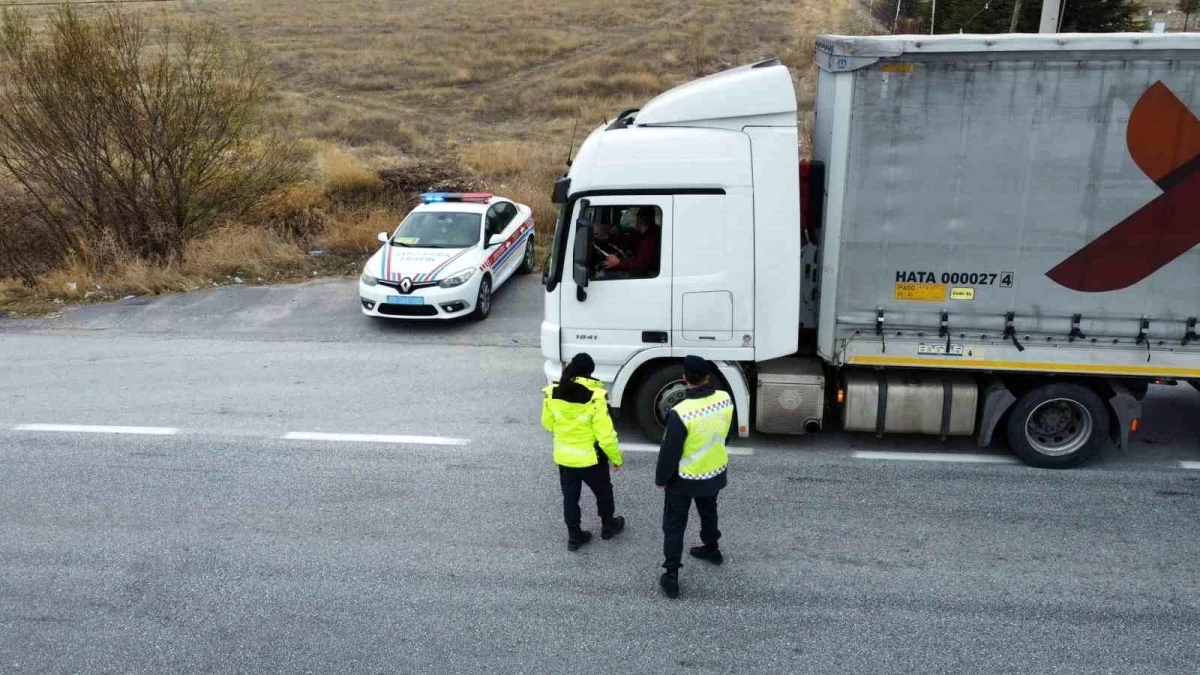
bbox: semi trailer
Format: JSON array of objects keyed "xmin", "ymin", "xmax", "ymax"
[{"xmin": 539, "ymin": 33, "xmax": 1200, "ymax": 468}]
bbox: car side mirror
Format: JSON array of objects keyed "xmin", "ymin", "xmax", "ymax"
[
  {"xmin": 487, "ymin": 233, "xmax": 504, "ymax": 248},
  {"xmin": 571, "ymin": 200, "xmax": 593, "ymax": 301},
  {"xmin": 377, "ymin": 232, "xmax": 389, "ymax": 244}
]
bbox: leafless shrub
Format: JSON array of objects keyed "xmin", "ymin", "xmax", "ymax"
[{"xmin": 0, "ymin": 6, "xmax": 309, "ymax": 266}]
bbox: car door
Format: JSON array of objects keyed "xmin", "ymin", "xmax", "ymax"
[
  {"xmin": 489, "ymin": 201, "xmax": 527, "ymax": 286},
  {"xmin": 559, "ymin": 196, "xmax": 673, "ymax": 378},
  {"xmin": 495, "ymin": 202, "xmax": 524, "ymax": 283}
]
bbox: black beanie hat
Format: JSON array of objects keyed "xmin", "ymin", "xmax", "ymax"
[{"xmin": 570, "ymin": 352, "xmax": 595, "ymax": 377}]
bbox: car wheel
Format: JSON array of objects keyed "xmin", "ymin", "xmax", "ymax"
[
  {"xmin": 518, "ymin": 238, "xmax": 535, "ymax": 274},
  {"xmin": 470, "ymin": 276, "xmax": 492, "ymax": 321},
  {"xmin": 1005, "ymin": 383, "xmax": 1109, "ymax": 469}
]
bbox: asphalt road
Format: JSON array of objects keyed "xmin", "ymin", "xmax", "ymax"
[{"xmin": 2, "ymin": 277, "xmax": 1199, "ymax": 674}]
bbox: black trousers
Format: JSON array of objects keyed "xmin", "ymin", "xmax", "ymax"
[
  {"xmin": 662, "ymin": 491, "xmax": 721, "ymax": 570},
  {"xmin": 558, "ymin": 454, "xmax": 614, "ymax": 529}
]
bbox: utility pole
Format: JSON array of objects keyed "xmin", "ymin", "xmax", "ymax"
[
  {"xmin": 1009, "ymin": 0, "xmax": 1022, "ymax": 32},
  {"xmin": 1038, "ymin": 0, "xmax": 1063, "ymax": 32},
  {"xmin": 931, "ymin": 0, "xmax": 938, "ymax": 34},
  {"xmin": 893, "ymin": 0, "xmax": 903, "ymax": 34}
]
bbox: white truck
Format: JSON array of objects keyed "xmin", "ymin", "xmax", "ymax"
[{"xmin": 540, "ymin": 33, "xmax": 1200, "ymax": 468}]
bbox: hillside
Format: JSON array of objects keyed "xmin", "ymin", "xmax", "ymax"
[
  {"xmin": 197, "ymin": 0, "xmax": 869, "ymax": 221},
  {"xmin": 0, "ymin": 0, "xmax": 869, "ymax": 311}
]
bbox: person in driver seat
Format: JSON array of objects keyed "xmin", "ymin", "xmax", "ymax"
[{"xmin": 600, "ymin": 206, "xmax": 659, "ymax": 275}]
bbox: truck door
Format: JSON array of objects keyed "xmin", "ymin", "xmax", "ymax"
[
  {"xmin": 671, "ymin": 191, "xmax": 754, "ymax": 353},
  {"xmin": 560, "ymin": 196, "xmax": 673, "ymax": 379}
]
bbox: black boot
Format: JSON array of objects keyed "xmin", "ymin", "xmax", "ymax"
[
  {"xmin": 567, "ymin": 527, "xmax": 592, "ymax": 551},
  {"xmin": 601, "ymin": 515, "xmax": 625, "ymax": 540},
  {"xmin": 689, "ymin": 543, "xmax": 723, "ymax": 565},
  {"xmin": 659, "ymin": 569, "xmax": 680, "ymax": 599}
]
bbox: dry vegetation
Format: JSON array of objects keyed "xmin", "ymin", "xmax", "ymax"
[{"xmin": 1, "ymin": 0, "xmax": 872, "ymax": 314}]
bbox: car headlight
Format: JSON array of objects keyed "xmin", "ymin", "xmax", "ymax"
[
  {"xmin": 361, "ymin": 271, "xmax": 378, "ymax": 287},
  {"xmin": 438, "ymin": 267, "xmax": 475, "ymax": 288}
]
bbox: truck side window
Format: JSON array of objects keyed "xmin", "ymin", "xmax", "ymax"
[{"xmin": 590, "ymin": 205, "xmax": 661, "ymax": 281}]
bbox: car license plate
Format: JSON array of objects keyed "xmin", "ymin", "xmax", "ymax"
[{"xmin": 386, "ymin": 296, "xmax": 424, "ymax": 305}]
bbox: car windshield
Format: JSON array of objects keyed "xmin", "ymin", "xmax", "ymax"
[{"xmin": 391, "ymin": 211, "xmax": 481, "ymax": 248}]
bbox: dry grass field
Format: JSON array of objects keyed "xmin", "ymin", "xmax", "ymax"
[{"xmin": 0, "ymin": 0, "xmax": 871, "ymax": 312}]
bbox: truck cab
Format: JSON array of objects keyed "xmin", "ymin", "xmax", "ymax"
[{"xmin": 540, "ymin": 58, "xmax": 803, "ymax": 439}]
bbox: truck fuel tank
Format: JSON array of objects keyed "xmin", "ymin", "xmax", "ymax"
[{"xmin": 841, "ymin": 370, "xmax": 978, "ymax": 438}]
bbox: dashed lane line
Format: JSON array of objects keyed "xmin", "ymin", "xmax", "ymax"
[
  {"xmin": 852, "ymin": 450, "xmax": 1020, "ymax": 465},
  {"xmin": 3, "ymin": 425, "xmax": 1194, "ymax": 469},
  {"xmin": 282, "ymin": 431, "xmax": 471, "ymax": 446},
  {"xmin": 12, "ymin": 423, "xmax": 179, "ymax": 436}
]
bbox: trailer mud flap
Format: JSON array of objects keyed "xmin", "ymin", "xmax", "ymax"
[
  {"xmin": 1107, "ymin": 382, "xmax": 1142, "ymax": 451},
  {"xmin": 975, "ymin": 378, "xmax": 1016, "ymax": 448}
]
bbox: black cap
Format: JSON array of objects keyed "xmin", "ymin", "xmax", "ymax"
[
  {"xmin": 570, "ymin": 352, "xmax": 595, "ymax": 377},
  {"xmin": 683, "ymin": 355, "xmax": 710, "ymax": 382}
]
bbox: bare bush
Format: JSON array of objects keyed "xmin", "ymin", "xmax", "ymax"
[{"xmin": 0, "ymin": 7, "xmax": 309, "ymax": 265}]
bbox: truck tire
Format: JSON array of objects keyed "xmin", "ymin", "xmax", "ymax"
[
  {"xmin": 635, "ymin": 364, "xmax": 689, "ymax": 442},
  {"xmin": 1005, "ymin": 383, "xmax": 1109, "ymax": 469},
  {"xmin": 634, "ymin": 362, "xmax": 733, "ymax": 442}
]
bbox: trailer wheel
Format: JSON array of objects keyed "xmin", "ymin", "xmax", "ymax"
[
  {"xmin": 634, "ymin": 362, "xmax": 732, "ymax": 442},
  {"xmin": 1005, "ymin": 383, "xmax": 1109, "ymax": 469}
]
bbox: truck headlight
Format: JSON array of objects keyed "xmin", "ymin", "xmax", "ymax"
[
  {"xmin": 438, "ymin": 267, "xmax": 476, "ymax": 288},
  {"xmin": 361, "ymin": 271, "xmax": 378, "ymax": 287}
]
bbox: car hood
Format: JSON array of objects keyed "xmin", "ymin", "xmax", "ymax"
[{"xmin": 366, "ymin": 245, "xmax": 477, "ymax": 283}]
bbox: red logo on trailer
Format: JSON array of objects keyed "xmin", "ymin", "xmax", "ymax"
[{"xmin": 1046, "ymin": 82, "xmax": 1200, "ymax": 292}]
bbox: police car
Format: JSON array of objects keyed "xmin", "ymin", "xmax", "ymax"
[{"xmin": 359, "ymin": 193, "xmax": 535, "ymax": 320}]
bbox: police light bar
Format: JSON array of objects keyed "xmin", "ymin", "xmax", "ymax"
[{"xmin": 419, "ymin": 192, "xmax": 493, "ymax": 204}]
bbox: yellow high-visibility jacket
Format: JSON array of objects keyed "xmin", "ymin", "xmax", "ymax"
[{"xmin": 541, "ymin": 377, "xmax": 622, "ymax": 468}]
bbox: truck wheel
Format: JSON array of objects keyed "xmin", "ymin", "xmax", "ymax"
[
  {"xmin": 635, "ymin": 364, "xmax": 689, "ymax": 442},
  {"xmin": 1005, "ymin": 383, "xmax": 1109, "ymax": 469},
  {"xmin": 634, "ymin": 362, "xmax": 733, "ymax": 442}
]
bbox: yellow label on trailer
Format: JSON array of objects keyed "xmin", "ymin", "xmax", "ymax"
[
  {"xmin": 950, "ymin": 287, "xmax": 976, "ymax": 300},
  {"xmin": 894, "ymin": 283, "xmax": 946, "ymax": 302},
  {"xmin": 882, "ymin": 63, "xmax": 916, "ymax": 73}
]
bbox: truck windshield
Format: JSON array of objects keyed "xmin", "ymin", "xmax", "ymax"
[{"xmin": 392, "ymin": 211, "xmax": 481, "ymax": 249}]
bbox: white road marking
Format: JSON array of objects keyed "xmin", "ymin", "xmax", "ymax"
[
  {"xmin": 852, "ymin": 450, "xmax": 1019, "ymax": 465},
  {"xmin": 623, "ymin": 442, "xmax": 755, "ymax": 456},
  {"xmin": 1180, "ymin": 461, "xmax": 1200, "ymax": 470},
  {"xmin": 282, "ymin": 432, "xmax": 470, "ymax": 446},
  {"xmin": 13, "ymin": 423, "xmax": 179, "ymax": 436}
]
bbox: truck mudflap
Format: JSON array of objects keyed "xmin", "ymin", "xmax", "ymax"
[
  {"xmin": 1107, "ymin": 382, "xmax": 1142, "ymax": 451},
  {"xmin": 975, "ymin": 378, "xmax": 1016, "ymax": 448}
]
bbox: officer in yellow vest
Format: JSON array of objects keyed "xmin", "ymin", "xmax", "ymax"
[
  {"xmin": 655, "ymin": 355, "xmax": 732, "ymax": 598},
  {"xmin": 542, "ymin": 353, "xmax": 626, "ymax": 551}
]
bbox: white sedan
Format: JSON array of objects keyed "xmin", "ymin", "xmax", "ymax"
[{"xmin": 359, "ymin": 193, "xmax": 535, "ymax": 320}]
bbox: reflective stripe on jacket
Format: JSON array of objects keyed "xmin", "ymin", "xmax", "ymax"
[{"xmin": 541, "ymin": 378, "xmax": 622, "ymax": 468}]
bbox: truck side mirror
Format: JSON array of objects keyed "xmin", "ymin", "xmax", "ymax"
[{"xmin": 571, "ymin": 200, "xmax": 593, "ymax": 301}]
